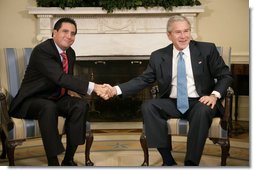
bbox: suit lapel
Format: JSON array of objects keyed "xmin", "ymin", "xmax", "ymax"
[
  {"xmin": 161, "ymin": 45, "xmax": 172, "ymax": 75},
  {"xmin": 50, "ymin": 39, "xmax": 63, "ymax": 65},
  {"xmin": 189, "ymin": 41, "xmax": 203, "ymax": 76},
  {"xmin": 66, "ymin": 49, "xmax": 73, "ymax": 74},
  {"xmin": 160, "ymin": 45, "xmax": 173, "ymax": 94},
  {"xmin": 189, "ymin": 41, "xmax": 203, "ymax": 93}
]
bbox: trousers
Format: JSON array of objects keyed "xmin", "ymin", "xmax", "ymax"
[
  {"xmin": 141, "ymin": 98, "xmax": 217, "ymax": 164},
  {"xmin": 19, "ymin": 95, "xmax": 88, "ymax": 157}
]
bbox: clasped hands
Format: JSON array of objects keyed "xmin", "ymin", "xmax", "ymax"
[{"xmin": 94, "ymin": 83, "xmax": 117, "ymax": 100}]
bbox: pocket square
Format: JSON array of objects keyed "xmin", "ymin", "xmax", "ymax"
[{"xmin": 198, "ymin": 61, "xmax": 202, "ymax": 64}]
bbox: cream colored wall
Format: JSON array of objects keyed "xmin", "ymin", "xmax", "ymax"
[
  {"xmin": 0, "ymin": 0, "xmax": 37, "ymax": 48},
  {"xmin": 0, "ymin": 0, "xmax": 249, "ymax": 121},
  {"xmin": 198, "ymin": 0, "xmax": 249, "ymax": 64}
]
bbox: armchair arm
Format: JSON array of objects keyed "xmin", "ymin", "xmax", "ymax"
[
  {"xmin": 220, "ymin": 87, "xmax": 234, "ymax": 130},
  {"xmin": 0, "ymin": 88, "xmax": 14, "ymax": 133}
]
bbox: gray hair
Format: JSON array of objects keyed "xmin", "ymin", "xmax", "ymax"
[{"xmin": 167, "ymin": 15, "xmax": 191, "ymax": 32}]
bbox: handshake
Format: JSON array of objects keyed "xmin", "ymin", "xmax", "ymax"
[{"xmin": 93, "ymin": 83, "xmax": 117, "ymax": 100}]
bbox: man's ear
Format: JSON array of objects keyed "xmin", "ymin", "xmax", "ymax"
[
  {"xmin": 52, "ymin": 30, "xmax": 57, "ymax": 37},
  {"xmin": 167, "ymin": 32, "xmax": 172, "ymax": 41}
]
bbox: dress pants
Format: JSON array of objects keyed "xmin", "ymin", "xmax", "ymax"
[
  {"xmin": 141, "ymin": 98, "xmax": 217, "ymax": 164},
  {"xmin": 19, "ymin": 95, "xmax": 88, "ymax": 157}
]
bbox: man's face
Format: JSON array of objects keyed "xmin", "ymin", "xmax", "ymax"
[
  {"xmin": 167, "ymin": 21, "xmax": 191, "ymax": 51},
  {"xmin": 53, "ymin": 22, "xmax": 76, "ymax": 50}
]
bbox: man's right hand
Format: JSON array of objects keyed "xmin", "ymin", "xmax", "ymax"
[{"xmin": 94, "ymin": 83, "xmax": 116, "ymax": 100}]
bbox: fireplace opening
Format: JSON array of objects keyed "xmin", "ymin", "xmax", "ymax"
[{"xmin": 74, "ymin": 58, "xmax": 154, "ymax": 122}]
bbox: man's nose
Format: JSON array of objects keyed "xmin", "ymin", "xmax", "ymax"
[
  {"xmin": 66, "ymin": 32, "xmax": 72, "ymax": 38},
  {"xmin": 180, "ymin": 31, "xmax": 185, "ymax": 37}
]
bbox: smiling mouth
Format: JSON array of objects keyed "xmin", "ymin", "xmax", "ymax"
[{"xmin": 179, "ymin": 41, "xmax": 186, "ymax": 44}]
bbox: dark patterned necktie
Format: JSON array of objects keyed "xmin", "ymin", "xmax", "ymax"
[
  {"xmin": 177, "ymin": 51, "xmax": 189, "ymax": 114},
  {"xmin": 60, "ymin": 52, "xmax": 68, "ymax": 96}
]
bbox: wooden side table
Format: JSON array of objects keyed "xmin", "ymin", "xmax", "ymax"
[
  {"xmin": 230, "ymin": 64, "xmax": 249, "ymax": 135},
  {"xmin": 231, "ymin": 64, "xmax": 249, "ymax": 121}
]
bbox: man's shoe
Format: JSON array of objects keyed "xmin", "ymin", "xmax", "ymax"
[
  {"xmin": 61, "ymin": 160, "xmax": 78, "ymax": 166},
  {"xmin": 47, "ymin": 156, "xmax": 60, "ymax": 166},
  {"xmin": 162, "ymin": 160, "xmax": 177, "ymax": 166},
  {"xmin": 184, "ymin": 160, "xmax": 197, "ymax": 166}
]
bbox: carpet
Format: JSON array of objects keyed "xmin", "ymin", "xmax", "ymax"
[{"xmin": 0, "ymin": 133, "xmax": 249, "ymax": 167}]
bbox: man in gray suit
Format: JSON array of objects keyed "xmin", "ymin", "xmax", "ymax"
[{"xmin": 103, "ymin": 15, "xmax": 233, "ymax": 166}]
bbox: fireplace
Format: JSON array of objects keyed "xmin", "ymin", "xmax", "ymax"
[
  {"xmin": 74, "ymin": 57, "xmax": 153, "ymax": 121},
  {"xmin": 28, "ymin": 6, "xmax": 204, "ymax": 121}
]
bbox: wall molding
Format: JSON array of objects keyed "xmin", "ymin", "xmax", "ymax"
[{"xmin": 231, "ymin": 52, "xmax": 249, "ymax": 64}]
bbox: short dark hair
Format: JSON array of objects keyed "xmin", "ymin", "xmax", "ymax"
[{"xmin": 52, "ymin": 17, "xmax": 77, "ymax": 37}]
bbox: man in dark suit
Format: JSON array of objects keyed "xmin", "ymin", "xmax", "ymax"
[
  {"xmin": 104, "ymin": 15, "xmax": 233, "ymax": 166},
  {"xmin": 8, "ymin": 18, "xmax": 109, "ymax": 166}
]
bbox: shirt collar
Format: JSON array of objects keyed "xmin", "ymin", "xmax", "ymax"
[
  {"xmin": 173, "ymin": 45, "xmax": 190, "ymax": 55},
  {"xmin": 54, "ymin": 42, "xmax": 65, "ymax": 54}
]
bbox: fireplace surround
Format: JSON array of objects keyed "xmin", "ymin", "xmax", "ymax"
[{"xmin": 28, "ymin": 6, "xmax": 204, "ymax": 57}]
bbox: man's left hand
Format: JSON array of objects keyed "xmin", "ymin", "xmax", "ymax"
[
  {"xmin": 199, "ymin": 95, "xmax": 217, "ymax": 109},
  {"xmin": 67, "ymin": 90, "xmax": 82, "ymax": 98}
]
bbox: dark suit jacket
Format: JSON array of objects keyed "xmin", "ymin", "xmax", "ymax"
[
  {"xmin": 9, "ymin": 39, "xmax": 89, "ymax": 117},
  {"xmin": 119, "ymin": 40, "xmax": 233, "ymax": 116}
]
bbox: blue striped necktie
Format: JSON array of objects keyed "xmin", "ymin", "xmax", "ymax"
[{"xmin": 177, "ymin": 52, "xmax": 189, "ymax": 114}]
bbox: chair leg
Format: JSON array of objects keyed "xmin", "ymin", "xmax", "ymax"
[
  {"xmin": 210, "ymin": 137, "xmax": 230, "ymax": 166},
  {"xmin": 6, "ymin": 139, "xmax": 25, "ymax": 166},
  {"xmin": 221, "ymin": 138, "xmax": 230, "ymax": 166},
  {"xmin": 7, "ymin": 144, "xmax": 15, "ymax": 166},
  {"xmin": 85, "ymin": 130, "xmax": 94, "ymax": 166},
  {"xmin": 0, "ymin": 129, "xmax": 7, "ymax": 159},
  {"xmin": 140, "ymin": 132, "xmax": 149, "ymax": 166}
]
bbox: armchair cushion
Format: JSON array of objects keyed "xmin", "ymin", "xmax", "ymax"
[
  {"xmin": 8, "ymin": 117, "xmax": 91, "ymax": 140},
  {"xmin": 167, "ymin": 117, "xmax": 228, "ymax": 139},
  {"xmin": 8, "ymin": 117, "xmax": 65, "ymax": 140}
]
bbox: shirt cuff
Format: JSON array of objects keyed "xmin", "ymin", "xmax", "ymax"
[
  {"xmin": 114, "ymin": 85, "xmax": 122, "ymax": 95},
  {"xmin": 211, "ymin": 91, "xmax": 221, "ymax": 99},
  {"xmin": 87, "ymin": 82, "xmax": 94, "ymax": 95}
]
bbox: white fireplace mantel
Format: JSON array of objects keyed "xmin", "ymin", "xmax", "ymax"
[{"xmin": 28, "ymin": 6, "xmax": 204, "ymax": 57}]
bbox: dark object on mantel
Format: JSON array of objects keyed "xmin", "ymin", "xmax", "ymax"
[{"xmin": 75, "ymin": 59, "xmax": 153, "ymax": 122}]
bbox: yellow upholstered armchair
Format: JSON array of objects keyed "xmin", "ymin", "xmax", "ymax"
[
  {"xmin": 0, "ymin": 48, "xmax": 94, "ymax": 166},
  {"xmin": 139, "ymin": 47, "xmax": 234, "ymax": 166}
]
